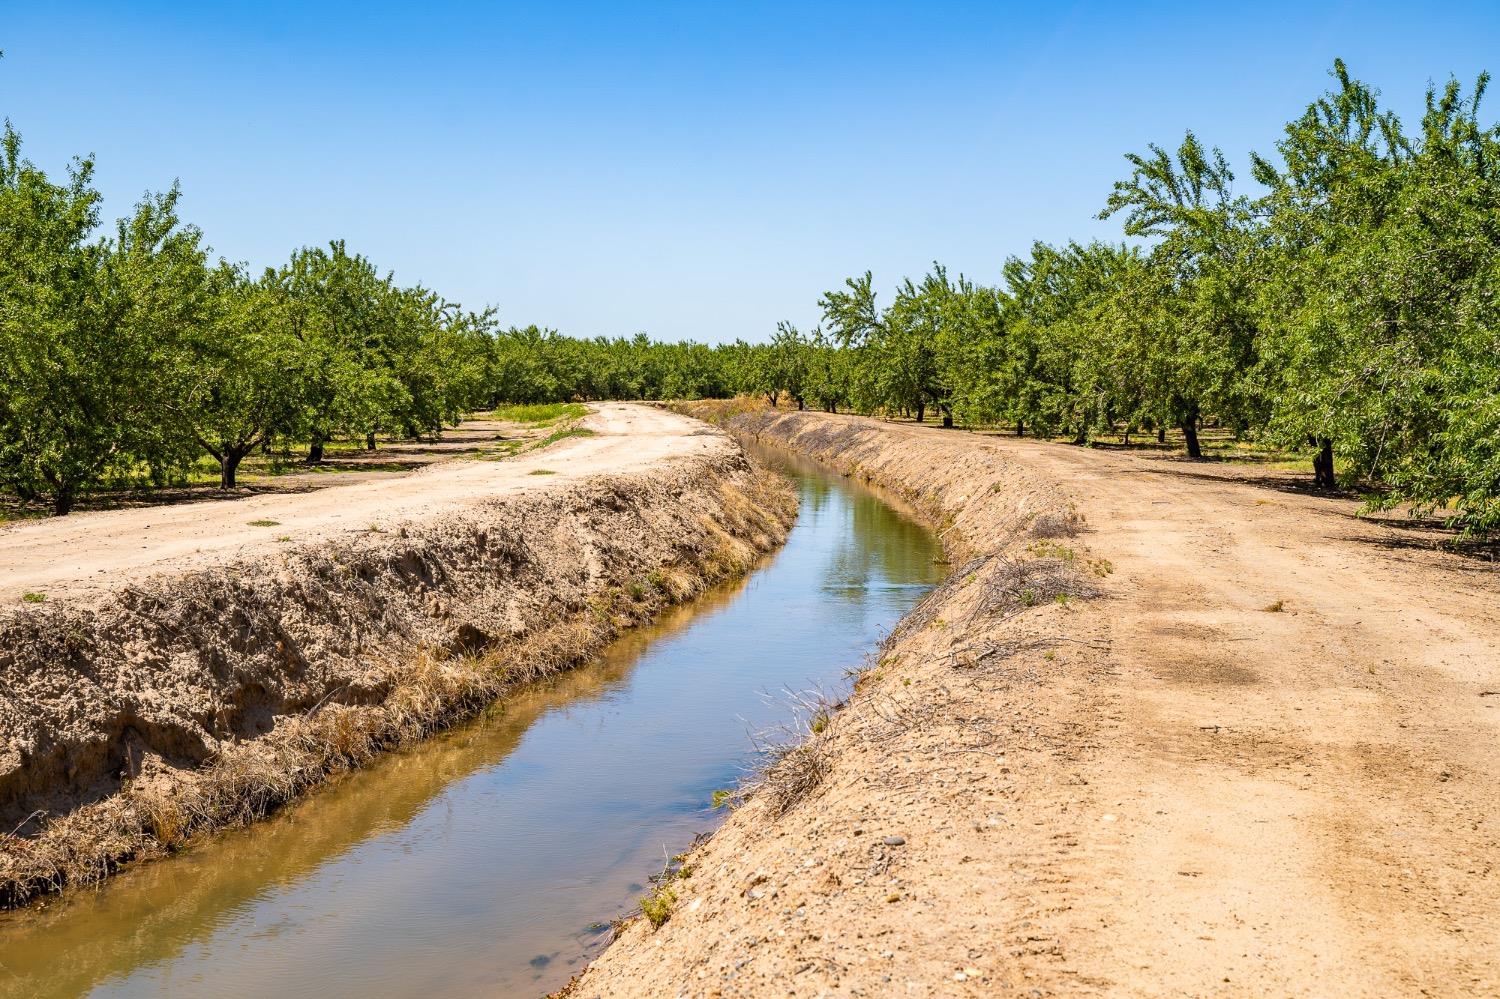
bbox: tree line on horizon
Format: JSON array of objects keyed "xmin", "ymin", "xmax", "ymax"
[
  {"xmin": 493, "ymin": 62, "xmax": 1500, "ymax": 535},
  {"xmin": 3, "ymin": 61, "xmax": 1497, "ymax": 533}
]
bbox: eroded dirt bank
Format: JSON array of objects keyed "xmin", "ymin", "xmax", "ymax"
[
  {"xmin": 570, "ymin": 403, "xmax": 1500, "ymax": 998},
  {"xmin": 0, "ymin": 404, "xmax": 795, "ymax": 905}
]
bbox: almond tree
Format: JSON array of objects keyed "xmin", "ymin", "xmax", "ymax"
[
  {"xmin": 1099, "ymin": 131, "xmax": 1260, "ymax": 458},
  {"xmin": 0, "ymin": 124, "xmax": 210, "ymax": 512}
]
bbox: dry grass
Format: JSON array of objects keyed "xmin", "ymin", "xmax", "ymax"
[
  {"xmin": 724, "ymin": 687, "xmax": 842, "ymax": 817},
  {"xmin": 1030, "ymin": 506, "xmax": 1086, "ymax": 538}
]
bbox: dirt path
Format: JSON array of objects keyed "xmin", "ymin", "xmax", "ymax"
[
  {"xmin": 574, "ymin": 408, "xmax": 1500, "ymax": 998},
  {"xmin": 0, "ymin": 404, "xmax": 713, "ymax": 602},
  {"xmin": 1004, "ymin": 428, "xmax": 1499, "ymax": 996}
]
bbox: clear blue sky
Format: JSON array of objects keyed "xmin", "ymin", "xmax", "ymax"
[{"xmin": 4, "ymin": 2, "xmax": 1497, "ymax": 342}]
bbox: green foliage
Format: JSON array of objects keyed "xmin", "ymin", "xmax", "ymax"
[
  {"xmin": 0, "ymin": 125, "xmax": 212, "ymax": 512},
  {"xmin": 0, "ymin": 124, "xmax": 494, "ymax": 511},
  {"xmin": 799, "ymin": 60, "xmax": 1500, "ymax": 534},
  {"xmin": 534, "ymin": 426, "xmax": 596, "ymax": 449},
  {"xmin": 639, "ymin": 883, "xmax": 677, "ymax": 929},
  {"xmin": 489, "ymin": 402, "xmax": 587, "ymax": 425},
  {"xmin": 4, "ymin": 59, "xmax": 1499, "ymax": 533}
]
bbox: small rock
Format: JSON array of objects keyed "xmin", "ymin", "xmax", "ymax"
[{"xmin": 883, "ymin": 835, "xmax": 907, "ymax": 846}]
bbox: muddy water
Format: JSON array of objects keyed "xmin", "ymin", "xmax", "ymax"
[{"xmin": 0, "ymin": 447, "xmax": 941, "ymax": 998}]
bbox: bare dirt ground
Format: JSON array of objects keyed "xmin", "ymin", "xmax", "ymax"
[
  {"xmin": 0, "ymin": 404, "xmax": 712, "ymax": 602},
  {"xmin": 574, "ymin": 406, "xmax": 1499, "ymax": 998}
]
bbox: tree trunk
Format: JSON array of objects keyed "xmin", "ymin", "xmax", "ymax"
[
  {"xmin": 941, "ymin": 408, "xmax": 953, "ymax": 429},
  {"xmin": 221, "ymin": 450, "xmax": 246, "ymax": 489},
  {"xmin": 915, "ymin": 402, "xmax": 925, "ymax": 424},
  {"xmin": 366, "ymin": 432, "xmax": 377, "ymax": 451},
  {"xmin": 307, "ymin": 439, "xmax": 325, "ymax": 464},
  {"xmin": 1313, "ymin": 437, "xmax": 1335, "ymax": 489},
  {"xmin": 795, "ymin": 396, "xmax": 805, "ymax": 411},
  {"xmin": 1182, "ymin": 417, "xmax": 1202, "ymax": 459},
  {"xmin": 53, "ymin": 486, "xmax": 75, "ymax": 516},
  {"xmin": 1157, "ymin": 425, "xmax": 1166, "ymax": 444},
  {"xmin": 1016, "ymin": 421, "xmax": 1024, "ymax": 437}
]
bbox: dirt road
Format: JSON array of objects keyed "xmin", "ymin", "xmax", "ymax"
[
  {"xmin": 575, "ymin": 408, "xmax": 1499, "ymax": 998},
  {"xmin": 0, "ymin": 404, "xmax": 713, "ymax": 602},
  {"xmin": 1009, "ymin": 427, "xmax": 1499, "ymax": 996}
]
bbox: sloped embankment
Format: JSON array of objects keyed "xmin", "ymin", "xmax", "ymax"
[
  {"xmin": 0, "ymin": 426, "xmax": 794, "ymax": 907},
  {"xmin": 568, "ymin": 402, "xmax": 1113, "ymax": 997}
]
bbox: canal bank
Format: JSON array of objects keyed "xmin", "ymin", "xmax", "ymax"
[
  {"xmin": 0, "ymin": 405, "xmax": 793, "ymax": 908},
  {"xmin": 564, "ymin": 402, "xmax": 1110, "ymax": 997},
  {"xmin": 0, "ymin": 438, "xmax": 942, "ymax": 998}
]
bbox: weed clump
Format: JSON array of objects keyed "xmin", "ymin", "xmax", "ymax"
[
  {"xmin": 640, "ymin": 883, "xmax": 677, "ymax": 929},
  {"xmin": 1031, "ymin": 506, "xmax": 1085, "ymax": 538},
  {"xmin": 760, "ymin": 739, "xmax": 832, "ymax": 814},
  {"xmin": 489, "ymin": 402, "xmax": 588, "ymax": 425},
  {"xmin": 638, "ymin": 843, "xmax": 704, "ymax": 930},
  {"xmin": 535, "ymin": 427, "xmax": 596, "ymax": 450}
]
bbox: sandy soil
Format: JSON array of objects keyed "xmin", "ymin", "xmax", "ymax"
[
  {"xmin": 0, "ymin": 404, "xmax": 712, "ymax": 602},
  {"xmin": 573, "ymin": 406, "xmax": 1500, "ymax": 998}
]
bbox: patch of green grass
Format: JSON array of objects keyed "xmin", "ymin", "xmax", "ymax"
[
  {"xmin": 640, "ymin": 884, "xmax": 677, "ymax": 930},
  {"xmin": 247, "ymin": 518, "xmax": 281, "ymax": 527},
  {"xmin": 307, "ymin": 462, "xmax": 411, "ymax": 475},
  {"xmin": 473, "ymin": 439, "xmax": 527, "ymax": 462},
  {"xmin": 533, "ymin": 426, "xmax": 597, "ymax": 450},
  {"xmin": 490, "ymin": 402, "xmax": 587, "ymax": 426},
  {"xmin": 22, "ymin": 592, "xmax": 46, "ymax": 604},
  {"xmin": 529, "ymin": 469, "xmax": 556, "ymax": 476},
  {"xmin": 1028, "ymin": 540, "xmax": 1077, "ymax": 562},
  {"xmin": 638, "ymin": 847, "xmax": 701, "ymax": 930}
]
